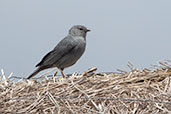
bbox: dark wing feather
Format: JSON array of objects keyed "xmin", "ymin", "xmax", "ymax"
[
  {"xmin": 36, "ymin": 36, "xmax": 77, "ymax": 67},
  {"xmin": 36, "ymin": 51, "xmax": 54, "ymax": 67}
]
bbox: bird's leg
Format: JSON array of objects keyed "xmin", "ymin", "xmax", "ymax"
[
  {"xmin": 59, "ymin": 68, "xmax": 67, "ymax": 78},
  {"xmin": 53, "ymin": 67, "xmax": 58, "ymax": 76},
  {"xmin": 53, "ymin": 71, "xmax": 58, "ymax": 76}
]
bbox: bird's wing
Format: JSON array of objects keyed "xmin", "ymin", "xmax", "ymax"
[
  {"xmin": 36, "ymin": 51, "xmax": 54, "ymax": 67},
  {"xmin": 36, "ymin": 36, "xmax": 77, "ymax": 67}
]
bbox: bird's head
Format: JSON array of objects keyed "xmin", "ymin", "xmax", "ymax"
[{"xmin": 69, "ymin": 25, "xmax": 90, "ymax": 38}]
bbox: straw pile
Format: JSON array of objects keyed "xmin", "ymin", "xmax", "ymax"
[{"xmin": 0, "ymin": 61, "xmax": 171, "ymax": 114}]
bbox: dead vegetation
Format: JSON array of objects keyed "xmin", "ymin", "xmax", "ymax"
[{"xmin": 0, "ymin": 61, "xmax": 171, "ymax": 114}]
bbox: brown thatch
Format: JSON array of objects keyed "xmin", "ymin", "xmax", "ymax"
[{"xmin": 0, "ymin": 61, "xmax": 171, "ymax": 114}]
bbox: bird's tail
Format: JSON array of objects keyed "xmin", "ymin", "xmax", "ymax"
[{"xmin": 27, "ymin": 67, "xmax": 42, "ymax": 79}]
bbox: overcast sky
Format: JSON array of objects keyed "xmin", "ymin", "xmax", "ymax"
[{"xmin": 0, "ymin": 0, "xmax": 171, "ymax": 77}]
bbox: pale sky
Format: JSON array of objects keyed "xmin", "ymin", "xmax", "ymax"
[{"xmin": 0, "ymin": 0, "xmax": 171, "ymax": 77}]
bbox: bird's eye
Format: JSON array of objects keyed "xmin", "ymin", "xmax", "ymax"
[{"xmin": 79, "ymin": 28, "xmax": 83, "ymax": 30}]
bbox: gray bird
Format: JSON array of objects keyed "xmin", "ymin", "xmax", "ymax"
[{"xmin": 27, "ymin": 25, "xmax": 90, "ymax": 79}]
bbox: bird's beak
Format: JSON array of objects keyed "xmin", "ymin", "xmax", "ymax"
[{"xmin": 86, "ymin": 29, "xmax": 91, "ymax": 32}]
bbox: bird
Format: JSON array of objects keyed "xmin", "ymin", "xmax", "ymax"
[{"xmin": 27, "ymin": 25, "xmax": 90, "ymax": 79}]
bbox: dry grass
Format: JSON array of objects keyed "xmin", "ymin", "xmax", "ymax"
[{"xmin": 0, "ymin": 61, "xmax": 171, "ymax": 114}]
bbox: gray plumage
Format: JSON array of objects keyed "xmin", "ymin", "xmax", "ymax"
[{"xmin": 27, "ymin": 25, "xmax": 90, "ymax": 79}]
